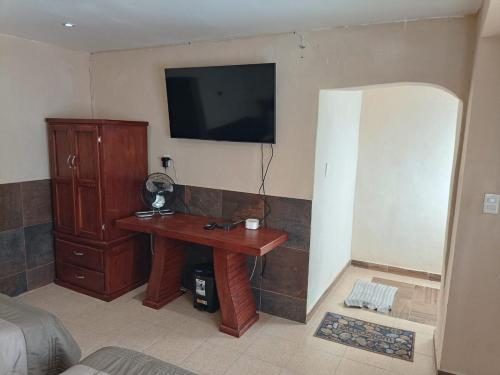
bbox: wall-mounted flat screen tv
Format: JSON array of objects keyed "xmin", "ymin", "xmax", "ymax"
[{"xmin": 165, "ymin": 63, "xmax": 276, "ymax": 144}]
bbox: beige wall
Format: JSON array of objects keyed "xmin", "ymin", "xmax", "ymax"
[
  {"xmin": 436, "ymin": 35, "xmax": 500, "ymax": 375},
  {"xmin": 0, "ymin": 33, "xmax": 91, "ymax": 184},
  {"xmin": 308, "ymin": 89, "xmax": 362, "ymax": 312},
  {"xmin": 352, "ymin": 85, "xmax": 460, "ymax": 274},
  {"xmin": 90, "ymin": 17, "xmax": 476, "ymax": 200}
]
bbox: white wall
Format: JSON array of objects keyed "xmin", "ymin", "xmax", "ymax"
[
  {"xmin": 0, "ymin": 33, "xmax": 91, "ymax": 184},
  {"xmin": 436, "ymin": 35, "xmax": 500, "ymax": 375},
  {"xmin": 307, "ymin": 90, "xmax": 362, "ymax": 312},
  {"xmin": 90, "ymin": 17, "xmax": 476, "ymax": 200},
  {"xmin": 350, "ymin": 85, "xmax": 459, "ymax": 274}
]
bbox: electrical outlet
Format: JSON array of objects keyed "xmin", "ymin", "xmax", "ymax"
[
  {"xmin": 483, "ymin": 193, "xmax": 499, "ymax": 215},
  {"xmin": 161, "ymin": 154, "xmax": 172, "ymax": 168}
]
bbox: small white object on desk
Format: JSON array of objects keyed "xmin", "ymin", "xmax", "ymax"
[{"xmin": 245, "ymin": 218, "xmax": 260, "ymax": 230}]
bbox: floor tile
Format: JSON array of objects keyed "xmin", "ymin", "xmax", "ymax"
[
  {"xmin": 301, "ymin": 334, "xmax": 347, "ymax": 357},
  {"xmin": 388, "ymin": 353, "xmax": 435, "ymax": 375},
  {"xmin": 225, "ymin": 354, "xmax": 282, "ymax": 375},
  {"xmin": 344, "ymin": 347, "xmax": 393, "ymax": 370},
  {"xmin": 143, "ymin": 331, "xmax": 206, "ymax": 365},
  {"xmin": 414, "ymin": 333, "xmax": 434, "ymax": 356},
  {"xmin": 285, "ymin": 346, "xmax": 342, "ymax": 375},
  {"xmin": 260, "ymin": 315, "xmax": 312, "ymax": 343},
  {"xmin": 181, "ymin": 341, "xmax": 241, "ymax": 375},
  {"xmin": 15, "ymin": 265, "xmax": 438, "ymax": 375},
  {"xmin": 245, "ymin": 335, "xmax": 300, "ymax": 367},
  {"xmin": 336, "ymin": 358, "xmax": 387, "ymax": 375},
  {"xmin": 104, "ymin": 320, "xmax": 169, "ymax": 352},
  {"xmin": 206, "ymin": 330, "xmax": 258, "ymax": 353},
  {"xmin": 372, "ymin": 277, "xmax": 439, "ymax": 325}
]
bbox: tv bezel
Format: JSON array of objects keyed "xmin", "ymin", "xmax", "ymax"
[{"xmin": 164, "ymin": 62, "xmax": 276, "ymax": 144}]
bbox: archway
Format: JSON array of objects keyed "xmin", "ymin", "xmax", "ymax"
[{"xmin": 307, "ymin": 83, "xmax": 463, "ymax": 327}]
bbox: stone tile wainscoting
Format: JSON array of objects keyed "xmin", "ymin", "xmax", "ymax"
[
  {"xmin": 0, "ymin": 180, "xmax": 54, "ymax": 296},
  {"xmin": 0, "ymin": 180, "xmax": 312, "ymax": 323},
  {"xmin": 172, "ymin": 185, "xmax": 311, "ymax": 323}
]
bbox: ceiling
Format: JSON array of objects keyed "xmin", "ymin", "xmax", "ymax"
[{"xmin": 0, "ymin": 0, "xmax": 483, "ymax": 52}]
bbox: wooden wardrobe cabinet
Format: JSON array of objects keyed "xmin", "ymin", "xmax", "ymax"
[{"xmin": 46, "ymin": 118, "xmax": 151, "ymax": 301}]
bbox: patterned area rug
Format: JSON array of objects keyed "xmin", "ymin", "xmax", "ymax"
[{"xmin": 314, "ymin": 312, "xmax": 415, "ymax": 361}]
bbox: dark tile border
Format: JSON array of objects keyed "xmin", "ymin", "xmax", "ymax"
[
  {"xmin": 165, "ymin": 183, "xmax": 312, "ymax": 323},
  {"xmin": 0, "ymin": 272, "xmax": 27, "ymax": 296},
  {"xmin": 185, "ymin": 186, "xmax": 222, "ymax": 217},
  {"xmin": 0, "ymin": 180, "xmax": 55, "ymax": 296},
  {"xmin": 27, "ymin": 263, "xmax": 55, "ymax": 290},
  {"xmin": 0, "ymin": 183, "xmax": 23, "ymax": 231},
  {"xmin": 25, "ymin": 222, "xmax": 54, "ymax": 269},
  {"xmin": 21, "ymin": 179, "xmax": 53, "ymax": 227},
  {"xmin": 351, "ymin": 259, "xmax": 442, "ymax": 282},
  {"xmin": 260, "ymin": 246, "xmax": 309, "ymax": 299},
  {"xmin": 257, "ymin": 288, "xmax": 307, "ymax": 323},
  {"xmin": 266, "ymin": 196, "xmax": 311, "ymax": 252},
  {"xmin": 222, "ymin": 190, "xmax": 264, "ymax": 221},
  {"xmin": 0, "ymin": 228, "xmax": 26, "ymax": 276}
]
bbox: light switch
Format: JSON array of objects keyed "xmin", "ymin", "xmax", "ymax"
[{"xmin": 483, "ymin": 193, "xmax": 499, "ymax": 214}]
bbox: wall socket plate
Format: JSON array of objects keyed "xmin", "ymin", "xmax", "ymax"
[
  {"xmin": 483, "ymin": 193, "xmax": 499, "ymax": 215},
  {"xmin": 161, "ymin": 154, "xmax": 172, "ymax": 168}
]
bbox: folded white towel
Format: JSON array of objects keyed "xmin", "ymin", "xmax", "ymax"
[{"xmin": 344, "ymin": 280, "xmax": 398, "ymax": 313}]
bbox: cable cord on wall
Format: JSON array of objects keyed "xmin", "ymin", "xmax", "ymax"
[
  {"xmin": 170, "ymin": 158, "xmax": 179, "ymax": 183},
  {"xmin": 249, "ymin": 256, "xmax": 258, "ymax": 280},
  {"xmin": 259, "ymin": 143, "xmax": 274, "ymax": 227},
  {"xmin": 163, "ymin": 158, "xmax": 189, "ymax": 213},
  {"xmin": 256, "ymin": 143, "xmax": 273, "ymax": 282}
]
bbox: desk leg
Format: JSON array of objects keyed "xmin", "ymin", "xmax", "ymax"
[
  {"xmin": 143, "ymin": 236, "xmax": 185, "ymax": 309},
  {"xmin": 214, "ymin": 248, "xmax": 259, "ymax": 337}
]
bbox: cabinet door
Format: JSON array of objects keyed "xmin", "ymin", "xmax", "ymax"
[
  {"xmin": 73, "ymin": 125, "xmax": 103, "ymax": 240},
  {"xmin": 48, "ymin": 125, "xmax": 76, "ymax": 234}
]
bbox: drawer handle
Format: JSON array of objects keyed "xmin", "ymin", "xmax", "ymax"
[
  {"xmin": 74, "ymin": 274, "xmax": 85, "ymax": 279},
  {"xmin": 73, "ymin": 251, "xmax": 84, "ymax": 256}
]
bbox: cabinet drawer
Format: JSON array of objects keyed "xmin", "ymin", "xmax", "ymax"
[
  {"xmin": 56, "ymin": 262, "xmax": 104, "ymax": 293},
  {"xmin": 56, "ymin": 240, "xmax": 104, "ymax": 271}
]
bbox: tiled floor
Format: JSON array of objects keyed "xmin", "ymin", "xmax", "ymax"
[
  {"xmin": 372, "ymin": 277, "xmax": 439, "ymax": 325},
  {"xmin": 16, "ymin": 266, "xmax": 440, "ymax": 375}
]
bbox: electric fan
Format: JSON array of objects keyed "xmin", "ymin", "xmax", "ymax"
[{"xmin": 135, "ymin": 173, "xmax": 176, "ymax": 218}]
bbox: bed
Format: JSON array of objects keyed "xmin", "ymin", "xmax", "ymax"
[
  {"xmin": 1, "ymin": 294, "xmax": 196, "ymax": 375},
  {"xmin": 62, "ymin": 347, "xmax": 197, "ymax": 375},
  {"xmin": 0, "ymin": 293, "xmax": 81, "ymax": 375}
]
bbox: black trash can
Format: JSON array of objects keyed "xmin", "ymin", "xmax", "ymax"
[{"xmin": 193, "ymin": 263, "xmax": 219, "ymax": 313}]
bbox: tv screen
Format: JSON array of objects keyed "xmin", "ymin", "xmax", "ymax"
[{"xmin": 165, "ymin": 63, "xmax": 276, "ymax": 144}]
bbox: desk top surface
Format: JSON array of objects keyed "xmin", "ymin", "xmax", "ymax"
[{"xmin": 116, "ymin": 213, "xmax": 288, "ymax": 256}]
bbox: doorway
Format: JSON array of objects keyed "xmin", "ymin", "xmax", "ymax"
[{"xmin": 307, "ymin": 84, "xmax": 462, "ymax": 326}]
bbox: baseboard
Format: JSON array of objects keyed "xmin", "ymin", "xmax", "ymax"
[
  {"xmin": 351, "ymin": 259, "xmax": 441, "ymax": 282},
  {"xmin": 306, "ymin": 260, "xmax": 350, "ymax": 322}
]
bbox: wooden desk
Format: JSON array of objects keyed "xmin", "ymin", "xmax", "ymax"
[{"xmin": 116, "ymin": 213, "xmax": 288, "ymax": 337}]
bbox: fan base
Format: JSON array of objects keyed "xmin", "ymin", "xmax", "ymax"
[{"xmin": 135, "ymin": 209, "xmax": 174, "ymax": 218}]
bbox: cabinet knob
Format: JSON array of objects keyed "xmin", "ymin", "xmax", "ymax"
[
  {"xmin": 73, "ymin": 251, "xmax": 84, "ymax": 256},
  {"xmin": 74, "ymin": 274, "xmax": 85, "ymax": 279}
]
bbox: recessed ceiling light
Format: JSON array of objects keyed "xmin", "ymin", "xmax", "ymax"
[{"xmin": 62, "ymin": 22, "xmax": 75, "ymax": 28}]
